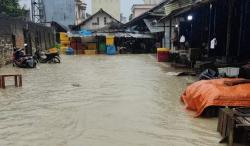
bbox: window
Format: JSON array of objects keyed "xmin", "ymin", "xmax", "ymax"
[
  {"xmin": 97, "ymin": 17, "xmax": 99, "ymax": 24},
  {"xmin": 104, "ymin": 17, "xmax": 107, "ymax": 25},
  {"xmin": 92, "ymin": 17, "xmax": 100, "ymax": 25}
]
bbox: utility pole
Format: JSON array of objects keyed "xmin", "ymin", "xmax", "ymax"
[
  {"xmin": 237, "ymin": 0, "xmax": 246, "ymax": 57},
  {"xmin": 31, "ymin": 0, "xmax": 46, "ymax": 24},
  {"xmin": 225, "ymin": 0, "xmax": 235, "ymax": 59}
]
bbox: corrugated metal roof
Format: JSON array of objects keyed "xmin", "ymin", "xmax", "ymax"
[
  {"xmin": 178, "ymin": 0, "xmax": 193, "ymax": 7},
  {"xmin": 160, "ymin": 0, "xmax": 214, "ymax": 22},
  {"xmin": 165, "ymin": 2, "xmax": 179, "ymax": 16},
  {"xmin": 124, "ymin": 0, "xmax": 172, "ymax": 27}
]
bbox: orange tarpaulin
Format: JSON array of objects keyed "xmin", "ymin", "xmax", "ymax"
[{"xmin": 181, "ymin": 78, "xmax": 250, "ymax": 117}]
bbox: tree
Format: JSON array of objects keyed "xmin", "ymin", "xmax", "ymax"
[
  {"xmin": 129, "ymin": 14, "xmax": 133, "ymax": 21},
  {"xmin": 0, "ymin": 0, "xmax": 26, "ymax": 17}
]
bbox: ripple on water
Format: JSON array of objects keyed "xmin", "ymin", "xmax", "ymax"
[{"xmin": 0, "ymin": 55, "xmax": 225, "ymax": 146}]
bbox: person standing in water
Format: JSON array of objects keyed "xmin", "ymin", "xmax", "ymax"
[
  {"xmin": 210, "ymin": 35, "xmax": 217, "ymax": 57},
  {"xmin": 180, "ymin": 35, "xmax": 186, "ymax": 50}
]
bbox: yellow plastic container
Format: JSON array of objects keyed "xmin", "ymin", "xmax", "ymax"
[
  {"xmin": 60, "ymin": 47, "xmax": 67, "ymax": 54},
  {"xmin": 60, "ymin": 33, "xmax": 69, "ymax": 41},
  {"xmin": 60, "ymin": 41, "xmax": 70, "ymax": 45},
  {"xmin": 85, "ymin": 50, "xmax": 96, "ymax": 55},
  {"xmin": 87, "ymin": 43, "xmax": 97, "ymax": 50},
  {"xmin": 61, "ymin": 44, "xmax": 69, "ymax": 48},
  {"xmin": 60, "ymin": 42, "xmax": 70, "ymax": 48},
  {"xmin": 49, "ymin": 48, "xmax": 58, "ymax": 54},
  {"xmin": 157, "ymin": 48, "xmax": 170, "ymax": 52},
  {"xmin": 106, "ymin": 36, "xmax": 115, "ymax": 45},
  {"xmin": 60, "ymin": 37, "xmax": 69, "ymax": 42},
  {"xmin": 60, "ymin": 32, "xmax": 68, "ymax": 38}
]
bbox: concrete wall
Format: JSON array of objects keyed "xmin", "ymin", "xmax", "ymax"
[
  {"xmin": 0, "ymin": 35, "xmax": 13, "ymax": 66},
  {"xmin": 92, "ymin": 0, "xmax": 120, "ymax": 21},
  {"xmin": 132, "ymin": 5, "xmax": 155, "ymax": 18},
  {"xmin": 0, "ymin": 15, "xmax": 55, "ymax": 67},
  {"xmin": 43, "ymin": 0, "xmax": 76, "ymax": 27},
  {"xmin": 133, "ymin": 8, "xmax": 149, "ymax": 18},
  {"xmin": 75, "ymin": 1, "xmax": 87, "ymax": 25}
]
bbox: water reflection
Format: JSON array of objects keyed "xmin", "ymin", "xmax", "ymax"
[{"xmin": 0, "ymin": 55, "xmax": 225, "ymax": 146}]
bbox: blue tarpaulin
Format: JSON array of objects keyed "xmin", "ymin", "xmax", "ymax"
[{"xmin": 79, "ymin": 29, "xmax": 93, "ymax": 37}]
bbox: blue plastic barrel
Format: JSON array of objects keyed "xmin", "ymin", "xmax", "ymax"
[
  {"xmin": 66, "ymin": 48, "xmax": 74, "ymax": 55},
  {"xmin": 106, "ymin": 45, "xmax": 116, "ymax": 55}
]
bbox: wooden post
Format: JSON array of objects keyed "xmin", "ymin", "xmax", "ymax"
[
  {"xmin": 0, "ymin": 76, "xmax": 2, "ymax": 88},
  {"xmin": 14, "ymin": 76, "xmax": 18, "ymax": 87},
  {"xmin": 237, "ymin": 0, "xmax": 245, "ymax": 57},
  {"xmin": 228, "ymin": 119, "xmax": 235, "ymax": 146},
  {"xmin": 225, "ymin": 0, "xmax": 235, "ymax": 58},
  {"xmin": 169, "ymin": 18, "xmax": 172, "ymax": 50},
  {"xmin": 208, "ymin": 3, "xmax": 212, "ymax": 48},
  {"xmin": 19, "ymin": 75, "xmax": 22, "ymax": 87},
  {"xmin": 2, "ymin": 76, "xmax": 5, "ymax": 89}
]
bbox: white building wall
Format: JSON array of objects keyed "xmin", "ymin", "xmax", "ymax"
[
  {"xmin": 134, "ymin": 8, "xmax": 149, "ymax": 18},
  {"xmin": 92, "ymin": 0, "xmax": 120, "ymax": 21},
  {"xmin": 43, "ymin": 0, "xmax": 86, "ymax": 27},
  {"xmin": 80, "ymin": 13, "xmax": 117, "ymax": 30},
  {"xmin": 131, "ymin": 0, "xmax": 162, "ymax": 19},
  {"xmin": 43, "ymin": 0, "xmax": 75, "ymax": 26},
  {"xmin": 144, "ymin": 0, "xmax": 163, "ymax": 4},
  {"xmin": 132, "ymin": 5, "xmax": 155, "ymax": 18},
  {"xmin": 75, "ymin": 0, "xmax": 87, "ymax": 25}
]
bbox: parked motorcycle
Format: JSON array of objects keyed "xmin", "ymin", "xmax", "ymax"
[
  {"xmin": 34, "ymin": 50, "xmax": 61, "ymax": 64},
  {"xmin": 13, "ymin": 48, "xmax": 37, "ymax": 68}
]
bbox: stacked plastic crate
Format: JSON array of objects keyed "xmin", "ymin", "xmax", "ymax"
[
  {"xmin": 60, "ymin": 33, "xmax": 70, "ymax": 54},
  {"xmin": 106, "ymin": 36, "xmax": 116, "ymax": 55},
  {"xmin": 85, "ymin": 43, "xmax": 97, "ymax": 55},
  {"xmin": 157, "ymin": 48, "xmax": 170, "ymax": 62}
]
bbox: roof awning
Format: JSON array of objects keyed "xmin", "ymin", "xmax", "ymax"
[
  {"xmin": 68, "ymin": 31, "xmax": 153, "ymax": 38},
  {"xmin": 144, "ymin": 19, "xmax": 165, "ymax": 33},
  {"xmin": 159, "ymin": 0, "xmax": 213, "ymax": 22},
  {"xmin": 68, "ymin": 29, "xmax": 97, "ymax": 37},
  {"xmin": 96, "ymin": 32, "xmax": 154, "ymax": 38}
]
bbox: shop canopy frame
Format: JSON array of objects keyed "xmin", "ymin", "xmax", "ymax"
[
  {"xmin": 68, "ymin": 30, "xmax": 153, "ymax": 39},
  {"xmin": 159, "ymin": 0, "xmax": 216, "ymax": 22}
]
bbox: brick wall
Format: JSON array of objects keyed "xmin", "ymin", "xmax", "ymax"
[
  {"xmin": 0, "ymin": 15, "xmax": 55, "ymax": 67},
  {"xmin": 16, "ymin": 35, "xmax": 25, "ymax": 49},
  {"xmin": 0, "ymin": 35, "xmax": 13, "ymax": 67}
]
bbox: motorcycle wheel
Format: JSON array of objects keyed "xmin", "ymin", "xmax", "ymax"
[
  {"xmin": 26, "ymin": 60, "xmax": 37, "ymax": 68},
  {"xmin": 39, "ymin": 59, "xmax": 47, "ymax": 63},
  {"xmin": 34, "ymin": 58, "xmax": 39, "ymax": 64},
  {"xmin": 32, "ymin": 62, "xmax": 37, "ymax": 68},
  {"xmin": 52, "ymin": 56, "xmax": 61, "ymax": 64}
]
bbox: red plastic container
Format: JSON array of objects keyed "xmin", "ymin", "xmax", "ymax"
[{"xmin": 157, "ymin": 51, "xmax": 170, "ymax": 62}]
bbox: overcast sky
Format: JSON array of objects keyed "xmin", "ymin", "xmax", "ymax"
[{"xmin": 19, "ymin": 0, "xmax": 144, "ymax": 18}]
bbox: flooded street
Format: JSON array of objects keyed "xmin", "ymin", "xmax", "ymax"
[{"xmin": 0, "ymin": 55, "xmax": 224, "ymax": 146}]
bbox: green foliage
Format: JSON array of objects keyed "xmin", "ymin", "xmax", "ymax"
[
  {"xmin": 129, "ymin": 14, "xmax": 133, "ymax": 21},
  {"xmin": 0, "ymin": 0, "xmax": 26, "ymax": 17},
  {"xmin": 54, "ymin": 44, "xmax": 61, "ymax": 50}
]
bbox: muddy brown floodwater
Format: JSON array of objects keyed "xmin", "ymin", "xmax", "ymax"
[{"xmin": 0, "ymin": 55, "xmax": 225, "ymax": 146}]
